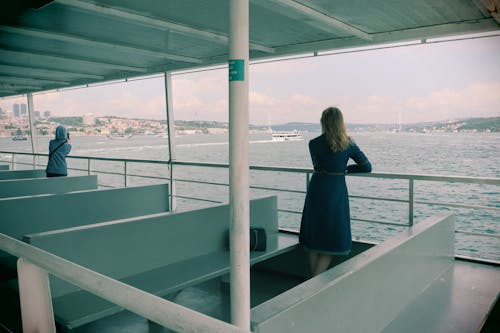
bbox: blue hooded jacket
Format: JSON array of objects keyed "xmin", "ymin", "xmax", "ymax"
[{"xmin": 46, "ymin": 126, "xmax": 72, "ymax": 176}]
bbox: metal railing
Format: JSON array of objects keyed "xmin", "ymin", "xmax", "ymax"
[
  {"xmin": 2, "ymin": 150, "xmax": 499, "ymax": 241},
  {"xmin": 0, "ymin": 233, "xmax": 249, "ymax": 333}
]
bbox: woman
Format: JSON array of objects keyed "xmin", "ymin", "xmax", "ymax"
[
  {"xmin": 300, "ymin": 107, "xmax": 371, "ymax": 276},
  {"xmin": 46, "ymin": 125, "xmax": 72, "ymax": 177}
]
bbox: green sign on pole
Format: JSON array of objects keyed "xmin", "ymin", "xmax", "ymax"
[{"xmin": 229, "ymin": 59, "xmax": 245, "ymax": 81}]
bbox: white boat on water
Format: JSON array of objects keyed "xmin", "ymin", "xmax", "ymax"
[
  {"xmin": 107, "ymin": 133, "xmax": 133, "ymax": 140},
  {"xmin": 0, "ymin": 1, "xmax": 498, "ymax": 333},
  {"xmin": 271, "ymin": 130, "xmax": 304, "ymax": 142}
]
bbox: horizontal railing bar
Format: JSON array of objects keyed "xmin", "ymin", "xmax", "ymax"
[
  {"xmin": 2, "ymin": 152, "xmax": 499, "ymax": 185},
  {"xmin": 0, "ymin": 233, "xmax": 249, "ymax": 333},
  {"xmin": 98, "ymin": 184, "xmax": 117, "ymax": 189},
  {"xmin": 352, "ymin": 217, "xmax": 408, "ymax": 227},
  {"xmin": 251, "ymin": 185, "xmax": 305, "ymax": 194},
  {"xmin": 173, "ymin": 194, "xmax": 224, "ymax": 204},
  {"xmin": 277, "ymin": 208, "xmax": 301, "ymax": 214},
  {"xmin": 174, "ymin": 178, "xmax": 228, "ymax": 187},
  {"xmin": 276, "ymin": 209, "xmax": 405, "ymax": 227},
  {"xmin": 415, "ymin": 200, "xmax": 500, "ymax": 212},
  {"xmin": 0, "ymin": 151, "xmax": 170, "ymax": 165},
  {"xmin": 173, "ymin": 160, "xmax": 228, "ymax": 169},
  {"xmin": 349, "ymin": 195, "xmax": 409, "ymax": 203},
  {"xmin": 455, "ymin": 230, "xmax": 500, "ymax": 239},
  {"xmin": 126, "ymin": 174, "xmax": 169, "ymax": 181}
]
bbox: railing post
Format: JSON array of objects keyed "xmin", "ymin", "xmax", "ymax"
[
  {"xmin": 11, "ymin": 153, "xmax": 15, "ymax": 170},
  {"xmin": 164, "ymin": 72, "xmax": 177, "ymax": 211},
  {"xmin": 409, "ymin": 178, "xmax": 414, "ymax": 226},
  {"xmin": 124, "ymin": 161, "xmax": 127, "ymax": 187},
  {"xmin": 17, "ymin": 258, "xmax": 56, "ymax": 333},
  {"xmin": 306, "ymin": 171, "xmax": 311, "ymax": 190},
  {"xmin": 229, "ymin": 0, "xmax": 250, "ymax": 328},
  {"xmin": 87, "ymin": 159, "xmax": 91, "ymax": 176}
]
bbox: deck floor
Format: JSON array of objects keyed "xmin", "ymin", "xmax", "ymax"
[
  {"xmin": 1, "ymin": 260, "xmax": 498, "ymax": 333},
  {"xmin": 67, "ymin": 270, "xmax": 303, "ymax": 333},
  {"xmin": 381, "ymin": 260, "xmax": 500, "ymax": 333}
]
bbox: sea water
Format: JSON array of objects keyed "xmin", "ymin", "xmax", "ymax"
[{"xmin": 1, "ymin": 131, "xmax": 499, "ymax": 261}]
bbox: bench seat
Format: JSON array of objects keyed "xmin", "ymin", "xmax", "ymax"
[
  {"xmin": 52, "ymin": 234, "xmax": 298, "ymax": 329},
  {"xmin": 0, "ymin": 183, "xmax": 169, "ymax": 281},
  {"xmin": 0, "ymin": 175, "xmax": 97, "ymax": 198},
  {"xmin": 0, "ymin": 169, "xmax": 45, "ymax": 180},
  {"xmin": 24, "ymin": 196, "xmax": 298, "ymax": 331},
  {"xmin": 251, "ymin": 213, "xmax": 456, "ymax": 333}
]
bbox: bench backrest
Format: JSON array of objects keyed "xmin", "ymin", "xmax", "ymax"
[
  {"xmin": 25, "ymin": 196, "xmax": 277, "ymax": 297},
  {"xmin": 0, "ymin": 165, "xmax": 9, "ymax": 170},
  {"xmin": 0, "ymin": 175, "xmax": 98, "ymax": 198},
  {"xmin": 0, "ymin": 183, "xmax": 169, "ymax": 240},
  {"xmin": 0, "ymin": 169, "xmax": 46, "ymax": 180},
  {"xmin": 251, "ymin": 213, "xmax": 455, "ymax": 333}
]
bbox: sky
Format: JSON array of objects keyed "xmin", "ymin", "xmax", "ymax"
[{"xmin": 1, "ymin": 33, "xmax": 499, "ymax": 126}]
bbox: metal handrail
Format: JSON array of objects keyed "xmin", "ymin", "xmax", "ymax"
[
  {"xmin": 2, "ymin": 150, "xmax": 498, "ymax": 237},
  {"xmin": 0, "ymin": 233, "xmax": 249, "ymax": 333}
]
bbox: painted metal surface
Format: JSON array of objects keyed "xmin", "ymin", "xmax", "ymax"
[
  {"xmin": 0, "ymin": 169, "xmax": 46, "ymax": 180},
  {"xmin": 1, "ymin": 151, "xmax": 498, "ymax": 248},
  {"xmin": 0, "ymin": 233, "xmax": 250, "ymax": 333},
  {"xmin": 0, "ymin": 0, "xmax": 498, "ymax": 98},
  {"xmin": 0, "ymin": 175, "xmax": 98, "ymax": 198},
  {"xmin": 17, "ymin": 258, "xmax": 56, "ymax": 333},
  {"xmin": 229, "ymin": 0, "xmax": 251, "ymax": 329},
  {"xmin": 251, "ymin": 213, "xmax": 456, "ymax": 333}
]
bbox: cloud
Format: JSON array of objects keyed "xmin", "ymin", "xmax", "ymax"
[
  {"xmin": 404, "ymin": 82, "xmax": 500, "ymax": 122},
  {"xmin": 248, "ymin": 90, "xmax": 323, "ymax": 125}
]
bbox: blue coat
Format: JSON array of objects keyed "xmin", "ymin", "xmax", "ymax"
[
  {"xmin": 299, "ymin": 134, "xmax": 371, "ymax": 254},
  {"xmin": 46, "ymin": 126, "xmax": 72, "ymax": 176}
]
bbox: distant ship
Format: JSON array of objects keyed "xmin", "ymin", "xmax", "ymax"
[
  {"xmin": 11, "ymin": 134, "xmax": 27, "ymax": 141},
  {"xmin": 107, "ymin": 133, "xmax": 133, "ymax": 140},
  {"xmin": 272, "ymin": 130, "xmax": 304, "ymax": 142}
]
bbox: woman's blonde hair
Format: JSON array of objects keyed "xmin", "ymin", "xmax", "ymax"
[{"xmin": 321, "ymin": 106, "xmax": 351, "ymax": 152}]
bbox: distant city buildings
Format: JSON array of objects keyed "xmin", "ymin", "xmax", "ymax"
[
  {"xmin": 20, "ymin": 103, "xmax": 27, "ymax": 116},
  {"xmin": 13, "ymin": 104, "xmax": 20, "ymax": 118}
]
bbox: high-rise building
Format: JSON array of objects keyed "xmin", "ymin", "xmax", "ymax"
[
  {"xmin": 43, "ymin": 110, "xmax": 51, "ymax": 118},
  {"xmin": 20, "ymin": 103, "xmax": 27, "ymax": 116},
  {"xmin": 34, "ymin": 111, "xmax": 40, "ymax": 119},
  {"xmin": 13, "ymin": 104, "xmax": 20, "ymax": 117}
]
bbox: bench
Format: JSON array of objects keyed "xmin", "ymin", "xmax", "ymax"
[
  {"xmin": 0, "ymin": 175, "xmax": 98, "ymax": 198},
  {"xmin": 0, "ymin": 169, "xmax": 46, "ymax": 180},
  {"xmin": 250, "ymin": 213, "xmax": 455, "ymax": 333},
  {"xmin": 0, "ymin": 183, "xmax": 170, "ymax": 280},
  {"xmin": 24, "ymin": 196, "xmax": 299, "ymax": 331},
  {"xmin": 0, "ymin": 164, "xmax": 9, "ymax": 170}
]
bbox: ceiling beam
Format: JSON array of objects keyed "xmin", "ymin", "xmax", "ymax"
[
  {"xmin": 0, "ymin": 64, "xmax": 104, "ymax": 81},
  {"xmin": 0, "ymin": 83, "xmax": 42, "ymax": 90},
  {"xmin": 0, "ymin": 76, "xmax": 70, "ymax": 86},
  {"xmin": 0, "ymin": 89, "xmax": 18, "ymax": 94},
  {"xmin": 272, "ymin": 18, "xmax": 499, "ymax": 55},
  {"xmin": 0, "ymin": 49, "xmax": 148, "ymax": 73},
  {"xmin": 265, "ymin": 0, "xmax": 372, "ymax": 41},
  {"xmin": 0, "ymin": 25, "xmax": 203, "ymax": 64},
  {"xmin": 55, "ymin": 0, "xmax": 275, "ymax": 54}
]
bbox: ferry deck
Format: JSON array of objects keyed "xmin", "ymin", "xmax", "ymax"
[{"xmin": 0, "ymin": 1, "xmax": 499, "ymax": 332}]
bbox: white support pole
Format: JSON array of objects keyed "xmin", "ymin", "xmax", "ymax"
[
  {"xmin": 27, "ymin": 93, "xmax": 39, "ymax": 168},
  {"xmin": 229, "ymin": 0, "xmax": 250, "ymax": 329},
  {"xmin": 164, "ymin": 72, "xmax": 177, "ymax": 211},
  {"xmin": 17, "ymin": 258, "xmax": 57, "ymax": 333}
]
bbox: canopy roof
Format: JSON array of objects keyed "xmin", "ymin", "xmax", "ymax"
[{"xmin": 0, "ymin": 0, "xmax": 499, "ymax": 98}]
